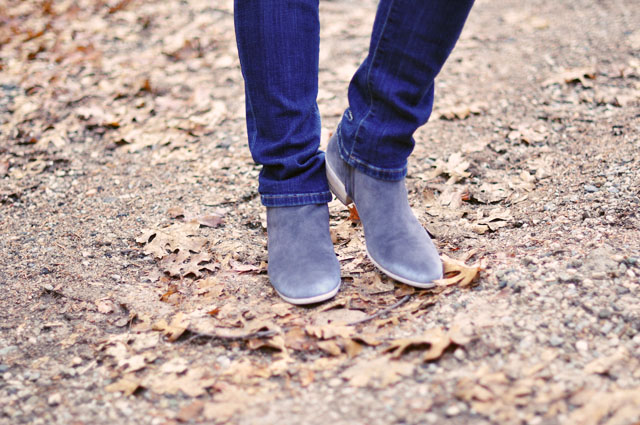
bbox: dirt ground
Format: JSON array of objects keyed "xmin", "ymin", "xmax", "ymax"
[{"xmin": 1, "ymin": 0, "xmax": 639, "ymax": 424}]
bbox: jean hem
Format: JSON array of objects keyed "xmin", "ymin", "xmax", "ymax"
[
  {"xmin": 337, "ymin": 125, "xmax": 407, "ymax": 181},
  {"xmin": 261, "ymin": 191, "xmax": 333, "ymax": 207}
]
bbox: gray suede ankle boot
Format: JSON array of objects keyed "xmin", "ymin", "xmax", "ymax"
[
  {"xmin": 266, "ymin": 204, "xmax": 341, "ymax": 304},
  {"xmin": 325, "ymin": 134, "xmax": 442, "ymax": 288}
]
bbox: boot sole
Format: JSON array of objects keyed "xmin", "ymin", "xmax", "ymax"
[
  {"xmin": 275, "ymin": 284, "xmax": 340, "ymax": 305},
  {"xmin": 326, "ymin": 157, "xmax": 437, "ymax": 289}
]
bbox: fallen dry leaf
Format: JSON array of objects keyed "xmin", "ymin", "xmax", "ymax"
[
  {"xmin": 474, "ymin": 209, "xmax": 512, "ymax": 234},
  {"xmin": 136, "ymin": 222, "xmax": 207, "ymax": 258},
  {"xmin": 120, "ymin": 352, "xmax": 157, "ymax": 374},
  {"xmin": 299, "ymin": 369, "xmax": 315, "ymax": 387},
  {"xmin": 167, "ymin": 206, "xmax": 185, "ymax": 218},
  {"xmin": 429, "ymin": 152, "xmax": 471, "ymax": 184},
  {"xmin": 105, "ymin": 375, "xmax": 140, "ymax": 396},
  {"xmin": 153, "ymin": 312, "xmax": 189, "ymax": 342},
  {"xmin": 160, "ymin": 357, "xmax": 189, "ymax": 375},
  {"xmin": 342, "ymin": 356, "xmax": 415, "ymax": 388},
  {"xmin": 196, "ymin": 214, "xmax": 224, "ymax": 228},
  {"xmin": 434, "ymin": 254, "xmax": 481, "ymax": 287},
  {"xmin": 347, "ymin": 204, "xmax": 360, "ymax": 222},
  {"xmin": 383, "ymin": 327, "xmax": 453, "ymax": 361},
  {"xmin": 473, "ymin": 182, "xmax": 509, "ymax": 204},
  {"xmin": 317, "ymin": 340, "xmax": 342, "ymax": 356},
  {"xmin": 437, "ymin": 103, "xmax": 486, "ymax": 120},
  {"xmin": 344, "ymin": 339, "xmax": 363, "ymax": 358},
  {"xmin": 542, "ymin": 67, "xmax": 596, "ymax": 87},
  {"xmin": 144, "ymin": 367, "xmax": 216, "ymax": 397},
  {"xmin": 567, "ymin": 386, "xmax": 640, "ymax": 425},
  {"xmin": 95, "ymin": 298, "xmax": 116, "ymax": 314},
  {"xmin": 177, "ymin": 400, "xmax": 205, "ymax": 423},
  {"xmin": 584, "ymin": 347, "xmax": 629, "ymax": 375}
]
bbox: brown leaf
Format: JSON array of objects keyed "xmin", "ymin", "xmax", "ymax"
[
  {"xmin": 120, "ymin": 352, "xmax": 157, "ymax": 374},
  {"xmin": 542, "ymin": 68, "xmax": 596, "ymax": 87},
  {"xmin": 317, "ymin": 340, "xmax": 342, "ymax": 356},
  {"xmin": 473, "ymin": 182, "xmax": 509, "ymax": 204},
  {"xmin": 96, "ymin": 298, "xmax": 116, "ymax": 314},
  {"xmin": 197, "ymin": 214, "xmax": 224, "ymax": 228},
  {"xmin": 449, "ymin": 322, "xmax": 473, "ymax": 346},
  {"xmin": 354, "ymin": 273, "xmax": 394, "ymax": 294},
  {"xmin": 306, "ymin": 324, "xmax": 354, "ymax": 340},
  {"xmin": 299, "ymin": 369, "xmax": 315, "ymax": 387},
  {"xmin": 247, "ymin": 335, "xmax": 285, "ymax": 352},
  {"xmin": 105, "ymin": 375, "xmax": 140, "ymax": 396},
  {"xmin": 584, "ymin": 347, "xmax": 629, "ymax": 375},
  {"xmin": 312, "ymin": 308, "xmax": 368, "ymax": 326},
  {"xmin": 177, "ymin": 401, "xmax": 205, "ymax": 423},
  {"xmin": 383, "ymin": 327, "xmax": 452, "ymax": 361},
  {"xmin": 477, "ymin": 209, "xmax": 512, "ymax": 232},
  {"xmin": 342, "ymin": 357, "xmax": 414, "ymax": 387},
  {"xmin": 159, "ymin": 285, "xmax": 179, "ymax": 302},
  {"xmin": 159, "ymin": 358, "xmax": 189, "ymax": 375},
  {"xmin": 167, "ymin": 206, "xmax": 185, "ymax": 218},
  {"xmin": 436, "ymin": 103, "xmax": 487, "ymax": 121},
  {"xmin": 567, "ymin": 387, "xmax": 640, "ymax": 425},
  {"xmin": 144, "ymin": 367, "xmax": 216, "ymax": 397},
  {"xmin": 153, "ymin": 312, "xmax": 189, "ymax": 342},
  {"xmin": 347, "ymin": 205, "xmax": 360, "ymax": 222},
  {"xmin": 428, "ymin": 152, "xmax": 471, "ymax": 183},
  {"xmin": 433, "ymin": 254, "xmax": 481, "ymax": 287},
  {"xmin": 108, "ymin": 0, "xmax": 133, "ymax": 14},
  {"xmin": 344, "ymin": 339, "xmax": 363, "ymax": 358},
  {"xmin": 136, "ymin": 222, "xmax": 207, "ymax": 259}
]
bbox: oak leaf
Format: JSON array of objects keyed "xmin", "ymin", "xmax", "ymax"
[{"xmin": 434, "ymin": 254, "xmax": 480, "ymax": 287}]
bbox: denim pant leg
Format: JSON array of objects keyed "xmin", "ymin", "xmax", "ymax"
[
  {"xmin": 337, "ymin": 0, "xmax": 475, "ymax": 181},
  {"xmin": 234, "ymin": 0, "xmax": 332, "ymax": 207}
]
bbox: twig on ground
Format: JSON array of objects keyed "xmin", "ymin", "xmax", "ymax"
[
  {"xmin": 186, "ymin": 329, "xmax": 278, "ymax": 343},
  {"xmin": 347, "ymin": 295, "xmax": 412, "ymax": 326}
]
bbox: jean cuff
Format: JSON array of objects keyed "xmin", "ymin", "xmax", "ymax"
[
  {"xmin": 261, "ymin": 191, "xmax": 333, "ymax": 207},
  {"xmin": 336, "ymin": 130, "xmax": 407, "ymax": 181}
]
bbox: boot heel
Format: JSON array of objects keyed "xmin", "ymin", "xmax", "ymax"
[{"xmin": 326, "ymin": 160, "xmax": 352, "ymax": 205}]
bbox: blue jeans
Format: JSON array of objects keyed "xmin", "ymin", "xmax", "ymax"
[{"xmin": 234, "ymin": 0, "xmax": 474, "ymax": 207}]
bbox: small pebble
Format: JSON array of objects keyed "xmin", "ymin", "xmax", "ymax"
[
  {"xmin": 445, "ymin": 405, "xmax": 461, "ymax": 417},
  {"xmin": 0, "ymin": 364, "xmax": 8, "ymax": 373},
  {"xmin": 425, "ymin": 413, "xmax": 438, "ymax": 423},
  {"xmin": 24, "ymin": 371, "xmax": 40, "ymax": 381},
  {"xmin": 549, "ymin": 335, "xmax": 564, "ymax": 347},
  {"xmin": 575, "ymin": 340, "xmax": 588, "ymax": 352},
  {"xmin": 110, "ymin": 274, "xmax": 122, "ymax": 281},
  {"xmin": 598, "ymin": 309, "xmax": 612, "ymax": 319},
  {"xmin": 454, "ymin": 348, "xmax": 466, "ymax": 360},
  {"xmin": 607, "ymin": 186, "xmax": 619, "ymax": 193},
  {"xmin": 600, "ymin": 322, "xmax": 613, "ymax": 334},
  {"xmin": 48, "ymin": 393, "xmax": 61, "ymax": 406},
  {"xmin": 328, "ymin": 378, "xmax": 342, "ymax": 387},
  {"xmin": 0, "ymin": 346, "xmax": 17, "ymax": 356},
  {"xmin": 584, "ymin": 184, "xmax": 599, "ymax": 193}
]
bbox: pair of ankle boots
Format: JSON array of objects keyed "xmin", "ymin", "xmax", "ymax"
[{"xmin": 266, "ymin": 135, "xmax": 442, "ymax": 305}]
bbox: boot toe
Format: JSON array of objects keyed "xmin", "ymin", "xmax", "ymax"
[{"xmin": 367, "ymin": 245, "xmax": 442, "ymax": 288}]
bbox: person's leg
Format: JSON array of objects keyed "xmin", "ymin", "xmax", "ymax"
[
  {"xmin": 234, "ymin": 0, "xmax": 330, "ymax": 206},
  {"xmin": 339, "ymin": 0, "xmax": 474, "ymax": 176},
  {"xmin": 234, "ymin": 0, "xmax": 340, "ymax": 304},
  {"xmin": 326, "ymin": 0, "xmax": 474, "ymax": 287}
]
